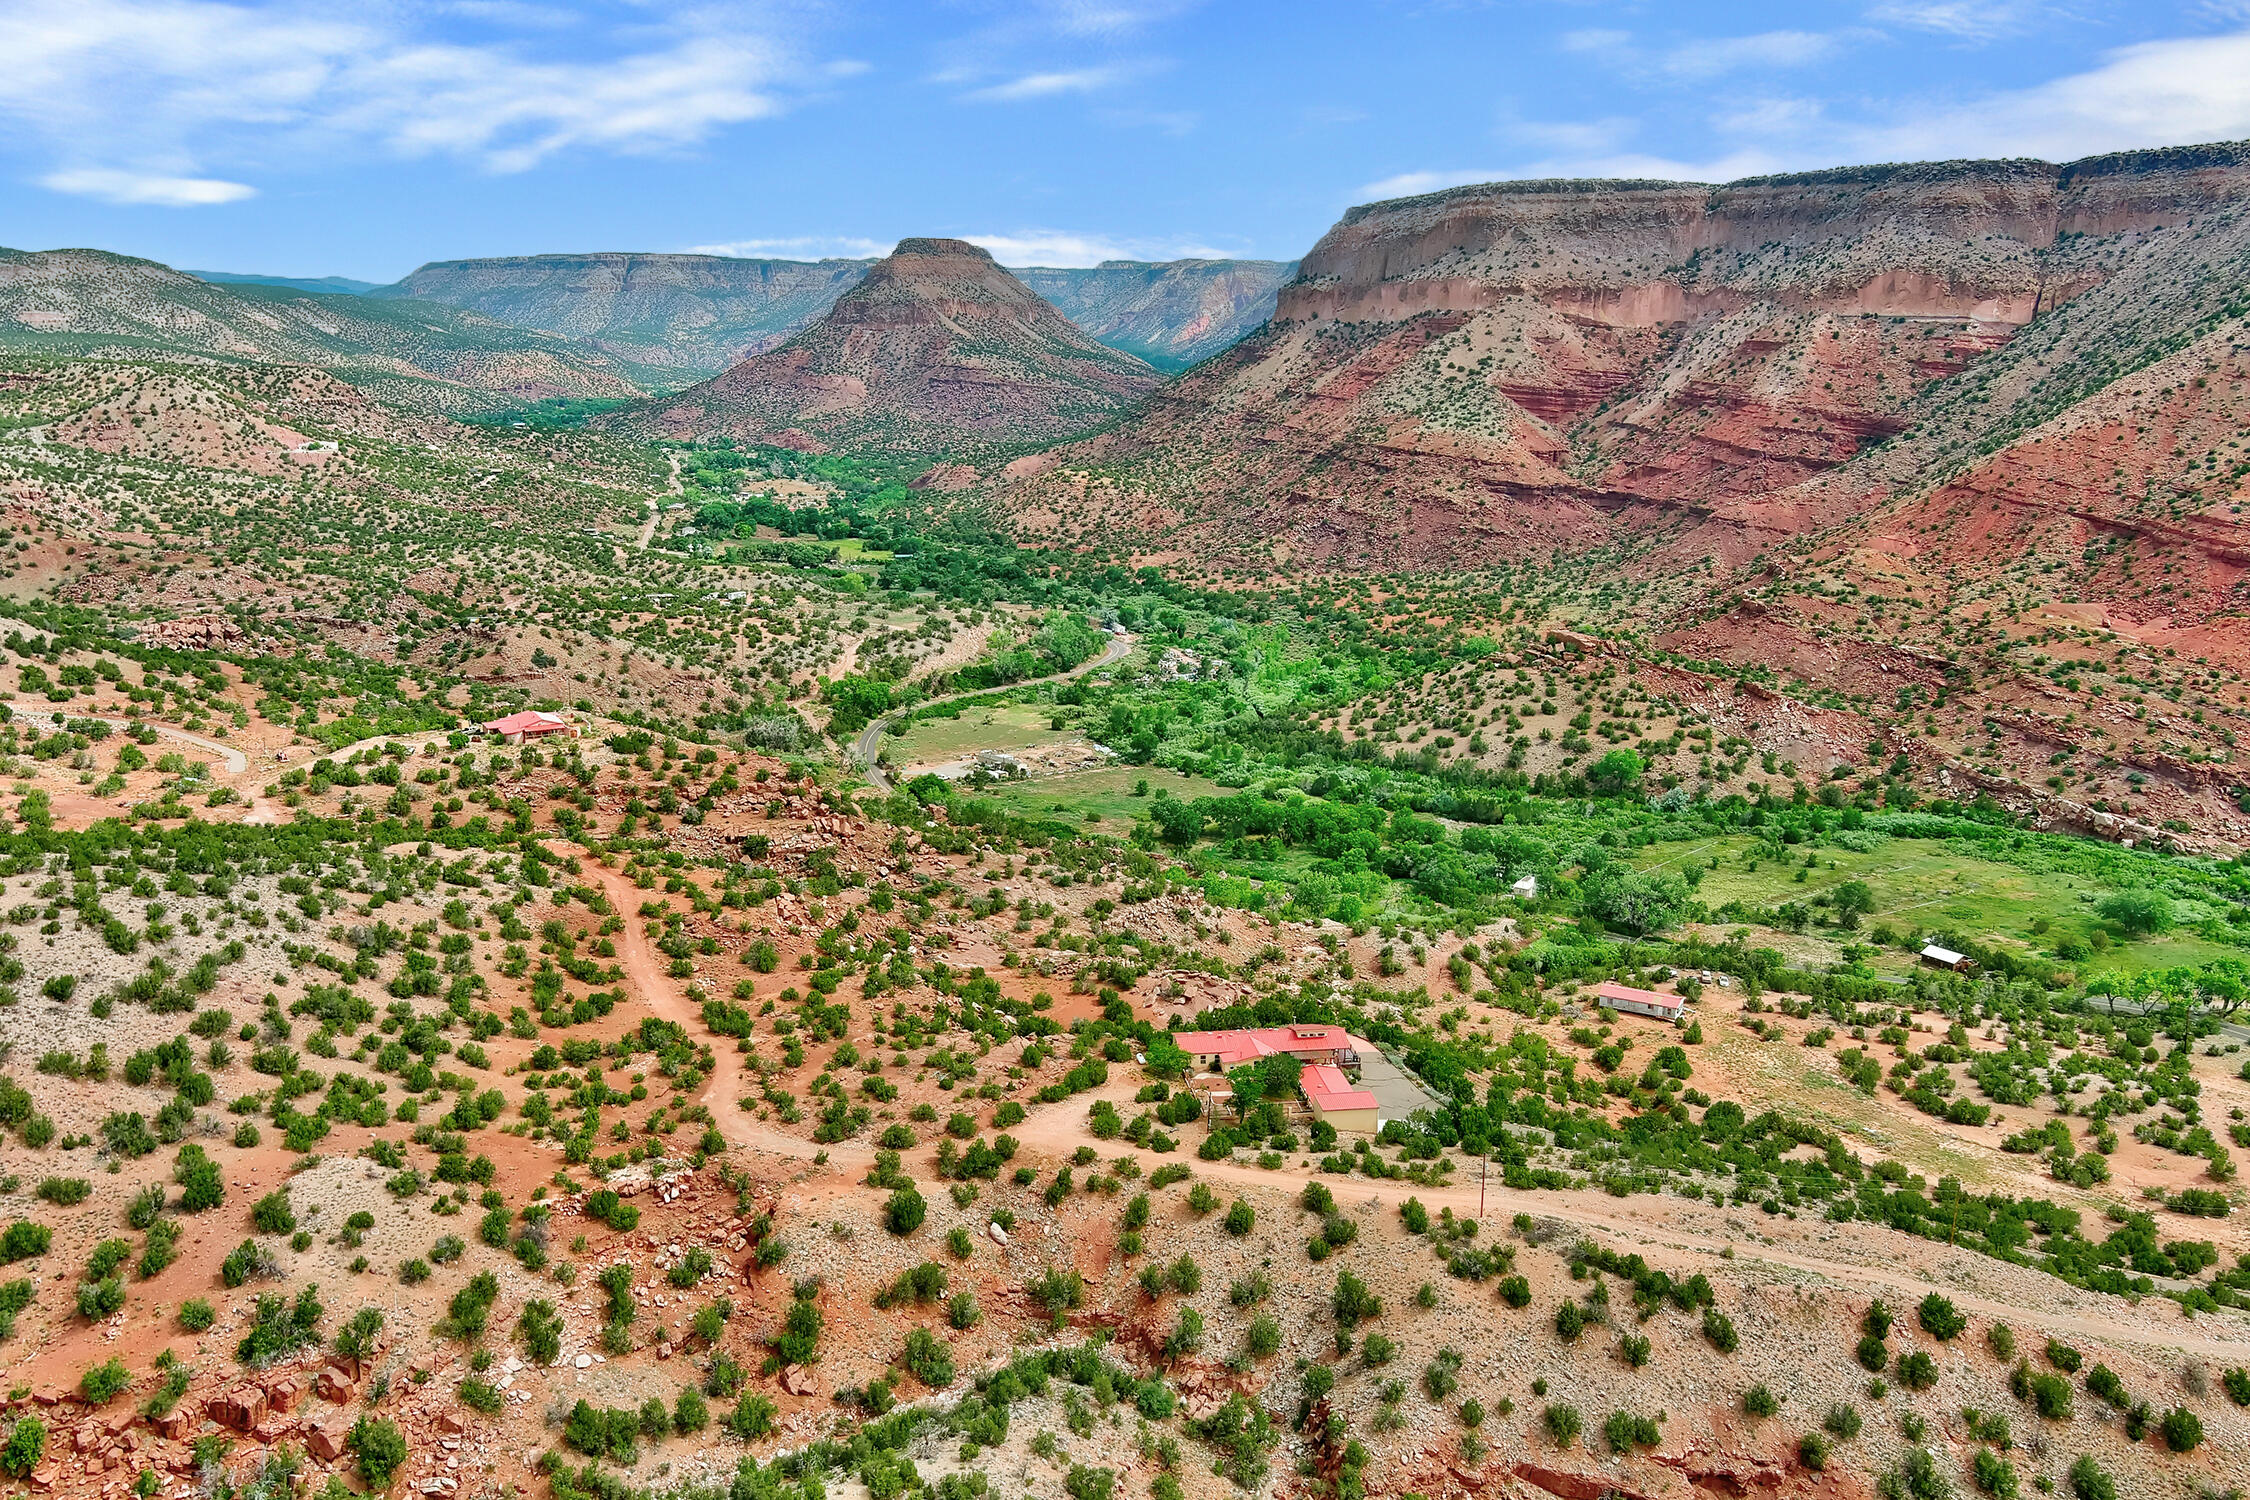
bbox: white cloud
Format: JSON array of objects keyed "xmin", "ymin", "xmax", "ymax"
[
  {"xmin": 1095, "ymin": 105, "xmax": 1198, "ymax": 135},
  {"xmin": 0, "ymin": 0, "xmax": 820, "ymax": 205},
  {"xmin": 1709, "ymin": 95, "xmax": 1828, "ymax": 137},
  {"xmin": 1563, "ymin": 26, "xmax": 1849, "ymax": 80},
  {"xmin": 39, "ymin": 167, "xmax": 256, "ymax": 205},
  {"xmin": 963, "ymin": 231, "xmax": 1231, "ymax": 267},
  {"xmin": 1559, "ymin": 28, "xmax": 1632, "ymax": 54},
  {"xmin": 1864, "ymin": 0, "xmax": 2049, "ymax": 41},
  {"xmin": 962, "ymin": 66, "xmax": 1132, "ymax": 102},
  {"xmin": 1665, "ymin": 30, "xmax": 1840, "ymax": 78},
  {"xmin": 1356, "ymin": 146, "xmax": 1788, "ymax": 202},
  {"xmin": 1849, "ymin": 30, "xmax": 2250, "ymax": 161},
  {"xmin": 1504, "ymin": 116, "xmax": 1638, "ymax": 154},
  {"xmin": 686, "ymin": 236, "xmax": 888, "ymax": 260},
  {"xmin": 1035, "ymin": 0, "xmax": 1200, "ymax": 40}
]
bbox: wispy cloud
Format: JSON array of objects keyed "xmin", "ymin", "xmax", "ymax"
[
  {"xmin": 1564, "ymin": 26, "xmax": 1853, "ymax": 81},
  {"xmin": 1847, "ymin": 29, "xmax": 2250, "ymax": 160},
  {"xmin": 0, "ymin": 0, "xmax": 824, "ymax": 205},
  {"xmin": 962, "ymin": 65, "xmax": 1135, "ymax": 102},
  {"xmin": 1388, "ymin": 24, "xmax": 2250, "ymax": 211},
  {"xmin": 686, "ymin": 236, "xmax": 889, "ymax": 260},
  {"xmin": 1032, "ymin": 0, "xmax": 1201, "ymax": 40},
  {"xmin": 1503, "ymin": 116, "xmax": 1639, "ymax": 154},
  {"xmin": 1665, "ymin": 30, "xmax": 1841, "ymax": 78},
  {"xmin": 39, "ymin": 167, "xmax": 256, "ymax": 206},
  {"xmin": 1864, "ymin": 0, "xmax": 2052, "ymax": 42},
  {"xmin": 964, "ymin": 230, "xmax": 1231, "ymax": 267}
]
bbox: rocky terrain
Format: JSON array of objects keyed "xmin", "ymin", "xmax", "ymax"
[
  {"xmin": 1013, "ymin": 260, "xmax": 1295, "ymax": 370},
  {"xmin": 616, "ymin": 240, "xmax": 1163, "ymax": 453},
  {"xmin": 377, "ymin": 255, "xmax": 1293, "ymax": 377},
  {"xmin": 986, "ymin": 143, "xmax": 2250, "ymax": 586},
  {"xmin": 377, "ymin": 255, "xmax": 881, "ymax": 374},
  {"xmin": 0, "ymin": 251, "xmax": 667, "ymax": 418},
  {"xmin": 1, "ymin": 134, "xmax": 2249, "ymax": 1500}
]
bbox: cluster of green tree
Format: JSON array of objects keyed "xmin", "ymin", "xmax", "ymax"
[{"xmin": 463, "ymin": 397, "xmax": 640, "ymax": 430}]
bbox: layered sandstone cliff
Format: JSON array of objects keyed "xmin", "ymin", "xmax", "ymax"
[
  {"xmin": 380, "ymin": 253, "xmax": 875, "ymax": 373},
  {"xmin": 990, "ymin": 142, "xmax": 2250, "ymax": 597},
  {"xmin": 612, "ymin": 240, "xmax": 1161, "ymax": 453}
]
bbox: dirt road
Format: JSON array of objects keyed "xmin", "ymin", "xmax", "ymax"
[
  {"xmin": 16, "ymin": 708, "xmax": 248, "ymax": 774},
  {"xmin": 1001, "ymin": 1083, "xmax": 2250, "ymax": 1363},
  {"xmin": 571, "ymin": 855, "xmax": 877, "ymax": 1178},
  {"xmin": 572, "ymin": 836, "xmax": 2250, "ymax": 1364},
  {"xmin": 850, "ymin": 630, "xmax": 1137, "ymax": 793}
]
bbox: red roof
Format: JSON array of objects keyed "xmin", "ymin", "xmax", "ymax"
[
  {"xmin": 483, "ymin": 710, "xmax": 569, "ymax": 735},
  {"xmin": 1592, "ymin": 981, "xmax": 1683, "ymax": 1012},
  {"xmin": 1300, "ymin": 1063, "xmax": 1377, "ymax": 1113},
  {"xmin": 1173, "ymin": 1024, "xmax": 1350, "ymax": 1067}
]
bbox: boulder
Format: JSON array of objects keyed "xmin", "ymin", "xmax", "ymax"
[
  {"xmin": 205, "ymin": 1389, "xmax": 267, "ymax": 1433},
  {"xmin": 306, "ymin": 1418, "xmax": 351, "ymax": 1463}
]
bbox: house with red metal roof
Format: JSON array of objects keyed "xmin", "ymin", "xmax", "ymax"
[
  {"xmin": 1299, "ymin": 1063, "xmax": 1378, "ymax": 1133},
  {"xmin": 482, "ymin": 710, "xmax": 573, "ymax": 742},
  {"xmin": 1590, "ymin": 980, "xmax": 1685, "ymax": 1023},
  {"xmin": 1172, "ymin": 1023, "xmax": 1355, "ymax": 1071}
]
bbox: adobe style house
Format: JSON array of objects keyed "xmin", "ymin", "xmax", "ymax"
[
  {"xmin": 482, "ymin": 710, "xmax": 573, "ymax": 743},
  {"xmin": 1172, "ymin": 1023, "xmax": 1377, "ymax": 1134},
  {"xmin": 1590, "ymin": 981, "xmax": 1686, "ymax": 1024},
  {"xmin": 1172, "ymin": 1024, "xmax": 1356, "ymax": 1071}
]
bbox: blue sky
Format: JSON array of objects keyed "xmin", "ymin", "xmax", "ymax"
[{"xmin": 3, "ymin": 0, "xmax": 2249, "ymax": 281}]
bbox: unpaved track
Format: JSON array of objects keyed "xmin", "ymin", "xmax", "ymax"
[
  {"xmin": 850, "ymin": 631, "xmax": 1136, "ymax": 793},
  {"xmin": 1004, "ymin": 1088, "xmax": 2250, "ymax": 1362},
  {"xmin": 571, "ymin": 855, "xmax": 875, "ymax": 1176},
  {"xmin": 577, "ymin": 846, "xmax": 2250, "ymax": 1363},
  {"xmin": 17, "ymin": 709, "xmax": 247, "ymax": 774}
]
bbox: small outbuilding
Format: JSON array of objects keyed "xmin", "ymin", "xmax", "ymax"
[
  {"xmin": 1920, "ymin": 944, "xmax": 1975, "ymax": 973},
  {"xmin": 1510, "ymin": 874, "xmax": 1540, "ymax": 899},
  {"xmin": 1590, "ymin": 980, "xmax": 1686, "ymax": 1024}
]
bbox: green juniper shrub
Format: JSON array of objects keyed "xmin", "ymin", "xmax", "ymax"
[{"xmin": 2066, "ymin": 1457, "xmax": 2114, "ymax": 1500}]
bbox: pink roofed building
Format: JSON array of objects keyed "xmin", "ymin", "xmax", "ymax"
[
  {"xmin": 1299, "ymin": 1063, "xmax": 1378, "ymax": 1133},
  {"xmin": 1172, "ymin": 1023, "xmax": 1356, "ymax": 1071},
  {"xmin": 1590, "ymin": 981, "xmax": 1686, "ymax": 1023},
  {"xmin": 482, "ymin": 710, "xmax": 574, "ymax": 742}
]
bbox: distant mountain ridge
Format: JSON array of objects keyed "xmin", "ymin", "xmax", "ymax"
[
  {"xmin": 359, "ymin": 251, "xmax": 1289, "ymax": 374},
  {"xmin": 1014, "ymin": 258, "xmax": 1294, "ymax": 370},
  {"xmin": 611, "ymin": 238, "xmax": 1161, "ymax": 453},
  {"xmin": 192, "ymin": 271, "xmax": 385, "ymax": 296},
  {"xmin": 0, "ymin": 247, "xmax": 665, "ymax": 417},
  {"xmin": 375, "ymin": 253, "xmax": 875, "ymax": 374}
]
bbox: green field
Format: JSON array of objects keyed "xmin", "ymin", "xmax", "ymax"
[
  {"xmin": 973, "ymin": 764, "xmax": 1236, "ymax": 824},
  {"xmin": 888, "ymin": 703, "xmax": 1075, "ymax": 764},
  {"xmin": 1633, "ymin": 832, "xmax": 2237, "ymax": 986}
]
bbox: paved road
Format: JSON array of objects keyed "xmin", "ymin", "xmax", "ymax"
[{"xmin": 848, "ymin": 631, "xmax": 1137, "ymax": 793}]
